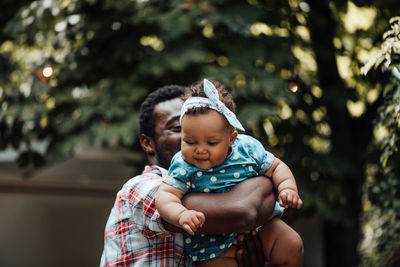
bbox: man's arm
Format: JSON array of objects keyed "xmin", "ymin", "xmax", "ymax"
[{"xmin": 164, "ymin": 176, "xmax": 275, "ymax": 234}]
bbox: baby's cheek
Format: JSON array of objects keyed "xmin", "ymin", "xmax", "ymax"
[{"xmin": 181, "ymin": 148, "xmax": 191, "ymax": 160}]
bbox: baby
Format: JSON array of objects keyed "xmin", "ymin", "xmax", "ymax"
[{"xmin": 156, "ymin": 78, "xmax": 303, "ymax": 266}]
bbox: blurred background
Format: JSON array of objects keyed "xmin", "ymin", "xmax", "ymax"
[{"xmin": 1, "ymin": 0, "xmax": 399, "ymax": 266}]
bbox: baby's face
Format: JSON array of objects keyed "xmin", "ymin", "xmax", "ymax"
[{"xmin": 181, "ymin": 110, "xmax": 237, "ymax": 170}]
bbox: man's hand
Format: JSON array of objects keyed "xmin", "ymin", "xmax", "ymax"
[
  {"xmin": 178, "ymin": 210, "xmax": 205, "ymax": 235},
  {"xmin": 278, "ymin": 189, "xmax": 303, "ymax": 209},
  {"xmin": 236, "ymin": 231, "xmax": 265, "ymax": 267}
]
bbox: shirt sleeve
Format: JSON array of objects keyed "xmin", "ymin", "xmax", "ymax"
[
  {"xmin": 101, "ymin": 168, "xmax": 181, "ymax": 267},
  {"xmin": 101, "ymin": 177, "xmax": 170, "ymax": 265},
  {"xmin": 163, "ymin": 152, "xmax": 192, "ymax": 193},
  {"xmin": 243, "ymin": 135, "xmax": 275, "ymax": 175}
]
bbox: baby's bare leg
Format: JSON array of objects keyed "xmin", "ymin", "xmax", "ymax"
[
  {"xmin": 259, "ymin": 218, "xmax": 304, "ymax": 267},
  {"xmin": 197, "ymin": 245, "xmax": 238, "ymax": 267}
]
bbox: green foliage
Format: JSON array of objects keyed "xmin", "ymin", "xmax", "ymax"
[
  {"xmin": 359, "ymin": 17, "xmax": 400, "ymax": 267},
  {"xmin": 0, "ymin": 0, "xmax": 296, "ymax": 165},
  {"xmin": 363, "ymin": 16, "xmax": 400, "ymax": 167}
]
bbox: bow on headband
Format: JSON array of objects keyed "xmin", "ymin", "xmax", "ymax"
[{"xmin": 179, "ymin": 79, "xmax": 245, "ymax": 131}]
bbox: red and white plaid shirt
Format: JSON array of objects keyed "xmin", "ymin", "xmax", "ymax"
[{"xmin": 100, "ymin": 165, "xmax": 189, "ymax": 267}]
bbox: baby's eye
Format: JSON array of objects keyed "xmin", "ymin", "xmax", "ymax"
[
  {"xmin": 184, "ymin": 140, "xmax": 194, "ymax": 145},
  {"xmin": 208, "ymin": 142, "xmax": 218, "ymax": 146}
]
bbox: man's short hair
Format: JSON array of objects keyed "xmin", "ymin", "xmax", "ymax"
[{"xmin": 139, "ymin": 85, "xmax": 185, "ymax": 138}]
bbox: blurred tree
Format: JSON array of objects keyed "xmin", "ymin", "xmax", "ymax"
[
  {"xmin": 1, "ymin": 0, "xmax": 399, "ymax": 266},
  {"xmin": 359, "ymin": 16, "xmax": 400, "ymax": 267}
]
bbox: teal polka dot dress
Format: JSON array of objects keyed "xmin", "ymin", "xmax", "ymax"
[{"xmin": 164, "ymin": 134, "xmax": 283, "ymax": 263}]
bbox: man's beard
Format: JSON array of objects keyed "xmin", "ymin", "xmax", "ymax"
[{"xmin": 154, "ymin": 144, "xmax": 174, "ymax": 169}]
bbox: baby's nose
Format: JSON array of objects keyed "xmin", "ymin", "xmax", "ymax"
[{"xmin": 195, "ymin": 146, "xmax": 207, "ymax": 154}]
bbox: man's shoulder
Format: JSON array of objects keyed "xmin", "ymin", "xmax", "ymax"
[{"xmin": 118, "ymin": 165, "xmax": 167, "ymax": 199}]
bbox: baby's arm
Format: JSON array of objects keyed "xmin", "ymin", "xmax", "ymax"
[
  {"xmin": 155, "ymin": 182, "xmax": 205, "ymax": 235},
  {"xmin": 264, "ymin": 158, "xmax": 303, "ymax": 209}
]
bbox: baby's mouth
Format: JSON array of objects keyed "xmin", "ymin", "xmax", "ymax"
[{"xmin": 194, "ymin": 157, "xmax": 208, "ymax": 161}]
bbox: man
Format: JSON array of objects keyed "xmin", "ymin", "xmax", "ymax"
[{"xmin": 100, "ymin": 85, "xmax": 302, "ymax": 266}]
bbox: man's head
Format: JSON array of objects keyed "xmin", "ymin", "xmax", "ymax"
[{"xmin": 139, "ymin": 85, "xmax": 185, "ymax": 169}]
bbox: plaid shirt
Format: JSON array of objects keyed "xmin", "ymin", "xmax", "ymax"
[{"xmin": 100, "ymin": 165, "xmax": 190, "ymax": 267}]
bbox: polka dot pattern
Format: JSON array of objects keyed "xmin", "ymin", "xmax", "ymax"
[
  {"xmin": 184, "ymin": 233, "xmax": 237, "ymax": 262},
  {"xmin": 166, "ymin": 135, "xmax": 276, "ymax": 262}
]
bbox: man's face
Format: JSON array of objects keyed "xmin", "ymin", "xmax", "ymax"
[{"xmin": 152, "ymin": 97, "xmax": 183, "ymax": 169}]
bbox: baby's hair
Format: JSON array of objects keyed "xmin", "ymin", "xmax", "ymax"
[{"xmin": 183, "ymin": 79, "xmax": 236, "ymax": 116}]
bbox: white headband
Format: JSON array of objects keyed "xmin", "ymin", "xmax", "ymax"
[{"xmin": 179, "ymin": 79, "xmax": 245, "ymax": 131}]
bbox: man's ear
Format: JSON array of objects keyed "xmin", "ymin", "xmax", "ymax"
[
  {"xmin": 140, "ymin": 134, "xmax": 155, "ymax": 155},
  {"xmin": 230, "ymin": 130, "xmax": 238, "ymax": 146}
]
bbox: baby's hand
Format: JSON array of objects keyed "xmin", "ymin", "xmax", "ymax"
[
  {"xmin": 178, "ymin": 210, "xmax": 205, "ymax": 235},
  {"xmin": 279, "ymin": 189, "xmax": 303, "ymax": 209}
]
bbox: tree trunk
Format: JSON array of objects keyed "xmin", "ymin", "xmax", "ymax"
[{"xmin": 307, "ymin": 1, "xmax": 371, "ymax": 266}]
